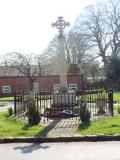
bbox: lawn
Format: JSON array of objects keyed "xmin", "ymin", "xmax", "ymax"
[
  {"xmin": 77, "ymin": 116, "xmax": 120, "ymax": 135},
  {"xmin": 79, "ymin": 91, "xmax": 120, "ymax": 102},
  {"xmin": 0, "ymin": 95, "xmax": 52, "ymax": 101},
  {"xmin": 113, "ymin": 92, "xmax": 120, "ymax": 102},
  {"xmin": 0, "ymin": 97, "xmax": 14, "ymax": 101},
  {"xmin": 0, "ymin": 112, "xmax": 44, "ymax": 137}
]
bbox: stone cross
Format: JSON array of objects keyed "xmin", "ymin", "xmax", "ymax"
[
  {"xmin": 52, "ymin": 17, "xmax": 70, "ymax": 92},
  {"xmin": 51, "ymin": 16, "xmax": 70, "ymax": 36}
]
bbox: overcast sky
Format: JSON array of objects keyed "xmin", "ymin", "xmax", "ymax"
[{"xmin": 0, "ymin": 0, "xmax": 97, "ymax": 56}]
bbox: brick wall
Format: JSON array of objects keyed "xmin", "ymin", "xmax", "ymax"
[
  {"xmin": 0, "ymin": 74, "xmax": 84, "ymax": 97},
  {"xmin": 0, "ymin": 77, "xmax": 30, "ymax": 97}
]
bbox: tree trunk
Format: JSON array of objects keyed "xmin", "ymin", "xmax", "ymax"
[{"xmin": 28, "ymin": 77, "xmax": 34, "ymax": 91}]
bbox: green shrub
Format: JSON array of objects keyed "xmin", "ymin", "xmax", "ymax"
[
  {"xmin": 96, "ymin": 91, "xmax": 106, "ymax": 100},
  {"xmin": 78, "ymin": 96, "xmax": 91, "ymax": 123},
  {"xmin": 78, "ymin": 96, "xmax": 87, "ymax": 106},
  {"xmin": 27, "ymin": 93, "xmax": 41, "ymax": 125},
  {"xmin": 80, "ymin": 106, "xmax": 91, "ymax": 123},
  {"xmin": 8, "ymin": 107, "xmax": 13, "ymax": 117}
]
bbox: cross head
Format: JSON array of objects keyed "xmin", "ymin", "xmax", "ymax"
[{"xmin": 51, "ymin": 16, "xmax": 70, "ymax": 36}]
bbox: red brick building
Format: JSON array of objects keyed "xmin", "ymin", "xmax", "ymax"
[{"xmin": 0, "ymin": 74, "xmax": 84, "ymax": 97}]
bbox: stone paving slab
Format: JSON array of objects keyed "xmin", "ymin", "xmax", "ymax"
[{"xmin": 40, "ymin": 118, "xmax": 80, "ymax": 138}]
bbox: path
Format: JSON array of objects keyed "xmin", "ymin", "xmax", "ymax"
[
  {"xmin": 0, "ymin": 101, "xmax": 14, "ymax": 112},
  {"xmin": 40, "ymin": 117, "xmax": 80, "ymax": 137}
]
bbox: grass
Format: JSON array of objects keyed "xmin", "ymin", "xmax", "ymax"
[
  {"xmin": 113, "ymin": 92, "xmax": 120, "ymax": 103},
  {"xmin": 77, "ymin": 116, "xmax": 120, "ymax": 135},
  {"xmin": 0, "ymin": 96, "xmax": 52, "ymax": 101},
  {"xmin": 113, "ymin": 105, "xmax": 120, "ymax": 111},
  {"xmin": 0, "ymin": 97, "xmax": 14, "ymax": 101},
  {"xmin": 0, "ymin": 112, "xmax": 45, "ymax": 137},
  {"xmin": 78, "ymin": 91, "xmax": 120, "ymax": 103}
]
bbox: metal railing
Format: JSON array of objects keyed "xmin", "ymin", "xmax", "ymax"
[{"xmin": 14, "ymin": 89, "xmax": 113, "ymax": 122}]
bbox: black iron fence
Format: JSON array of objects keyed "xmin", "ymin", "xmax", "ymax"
[{"xmin": 14, "ymin": 89, "xmax": 113, "ymax": 122}]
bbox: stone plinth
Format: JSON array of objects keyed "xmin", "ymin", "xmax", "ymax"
[{"xmin": 52, "ymin": 93, "xmax": 76, "ymax": 108}]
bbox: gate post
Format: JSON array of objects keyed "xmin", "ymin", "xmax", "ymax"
[
  {"xmin": 36, "ymin": 91, "xmax": 39, "ymax": 110},
  {"xmin": 108, "ymin": 88, "xmax": 114, "ymax": 116}
]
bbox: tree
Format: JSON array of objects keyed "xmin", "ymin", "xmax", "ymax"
[
  {"xmin": 106, "ymin": 0, "xmax": 120, "ymax": 57},
  {"xmin": 40, "ymin": 36, "xmax": 59, "ymax": 74},
  {"xmin": 5, "ymin": 52, "xmax": 43, "ymax": 90},
  {"xmin": 106, "ymin": 55, "xmax": 120, "ymax": 83},
  {"xmin": 42, "ymin": 31, "xmax": 99, "ymax": 76},
  {"xmin": 73, "ymin": 0, "xmax": 120, "ymax": 71},
  {"xmin": 65, "ymin": 31, "xmax": 95, "ymax": 65}
]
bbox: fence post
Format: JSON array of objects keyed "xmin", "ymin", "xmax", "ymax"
[
  {"xmin": 36, "ymin": 91, "xmax": 39, "ymax": 110},
  {"xmin": 14, "ymin": 92, "xmax": 16, "ymax": 115},
  {"xmin": 108, "ymin": 88, "xmax": 114, "ymax": 116}
]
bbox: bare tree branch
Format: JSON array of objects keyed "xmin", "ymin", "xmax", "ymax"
[{"xmin": 5, "ymin": 52, "xmax": 43, "ymax": 90}]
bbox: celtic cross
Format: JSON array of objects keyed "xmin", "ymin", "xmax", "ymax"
[{"xmin": 51, "ymin": 16, "xmax": 70, "ymax": 36}]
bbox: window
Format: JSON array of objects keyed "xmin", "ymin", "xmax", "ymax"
[
  {"xmin": 2, "ymin": 86, "xmax": 11, "ymax": 93},
  {"xmin": 69, "ymin": 84, "xmax": 77, "ymax": 91},
  {"xmin": 33, "ymin": 83, "xmax": 39, "ymax": 91},
  {"xmin": 53, "ymin": 84, "xmax": 60, "ymax": 92}
]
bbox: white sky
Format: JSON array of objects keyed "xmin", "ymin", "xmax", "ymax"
[{"xmin": 0, "ymin": 0, "xmax": 97, "ymax": 56}]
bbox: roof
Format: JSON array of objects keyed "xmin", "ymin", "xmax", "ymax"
[
  {"xmin": 0, "ymin": 66, "xmax": 84, "ymax": 77},
  {"xmin": 0, "ymin": 65, "xmax": 42, "ymax": 77},
  {"xmin": 0, "ymin": 66, "xmax": 23, "ymax": 77}
]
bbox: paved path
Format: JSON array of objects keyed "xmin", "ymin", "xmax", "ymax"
[
  {"xmin": 40, "ymin": 118, "xmax": 80, "ymax": 137},
  {"xmin": 0, "ymin": 101, "xmax": 14, "ymax": 112},
  {"xmin": 0, "ymin": 141, "xmax": 120, "ymax": 160}
]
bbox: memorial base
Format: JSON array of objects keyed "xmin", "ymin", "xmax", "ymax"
[{"xmin": 52, "ymin": 92, "xmax": 76, "ymax": 108}]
